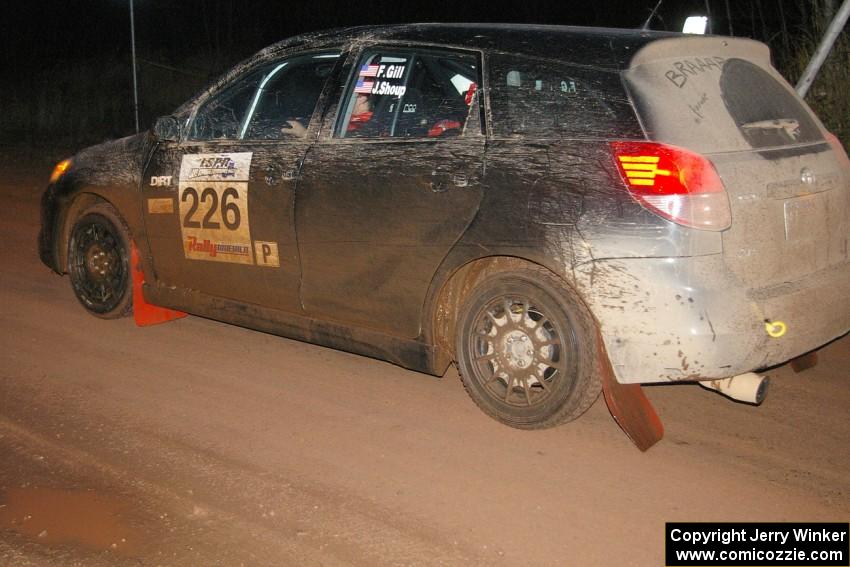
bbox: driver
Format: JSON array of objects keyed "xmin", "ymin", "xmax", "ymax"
[{"xmin": 346, "ymin": 93, "xmax": 375, "ymax": 133}]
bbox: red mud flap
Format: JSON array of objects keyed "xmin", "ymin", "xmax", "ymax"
[
  {"xmin": 596, "ymin": 331, "xmax": 664, "ymax": 451},
  {"xmin": 130, "ymin": 242, "xmax": 187, "ymax": 327}
]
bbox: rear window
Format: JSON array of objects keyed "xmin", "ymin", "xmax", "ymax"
[
  {"xmin": 488, "ymin": 55, "xmax": 642, "ymax": 140},
  {"xmin": 720, "ymin": 59, "xmax": 821, "ymax": 148},
  {"xmin": 624, "ymin": 56, "xmax": 822, "ymax": 153}
]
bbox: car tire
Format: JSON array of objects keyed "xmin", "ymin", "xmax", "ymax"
[
  {"xmin": 455, "ymin": 267, "xmax": 601, "ymax": 429},
  {"xmin": 67, "ymin": 203, "xmax": 133, "ymax": 319}
]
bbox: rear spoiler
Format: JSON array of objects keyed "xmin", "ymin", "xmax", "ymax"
[{"xmin": 628, "ymin": 36, "xmax": 770, "ymax": 68}]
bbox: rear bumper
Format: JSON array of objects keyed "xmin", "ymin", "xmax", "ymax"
[{"xmin": 577, "ymin": 254, "xmax": 850, "ymax": 384}]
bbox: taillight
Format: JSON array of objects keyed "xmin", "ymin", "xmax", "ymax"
[
  {"xmin": 825, "ymin": 132, "xmax": 850, "ymax": 170},
  {"xmin": 611, "ymin": 141, "xmax": 731, "ymax": 231}
]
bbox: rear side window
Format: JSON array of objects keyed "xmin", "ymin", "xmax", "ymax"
[
  {"xmin": 624, "ymin": 56, "xmax": 823, "ymax": 153},
  {"xmin": 337, "ymin": 49, "xmax": 480, "ymax": 139},
  {"xmin": 488, "ymin": 55, "xmax": 642, "ymax": 139}
]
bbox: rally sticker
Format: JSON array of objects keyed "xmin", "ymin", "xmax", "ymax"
[
  {"xmin": 254, "ymin": 240, "xmax": 280, "ymax": 268},
  {"xmin": 354, "ymin": 79, "xmax": 407, "ymax": 96},
  {"xmin": 147, "ymin": 198, "xmax": 174, "ymax": 214},
  {"xmin": 354, "ymin": 62, "xmax": 407, "ymax": 96},
  {"xmin": 178, "ymin": 153, "xmax": 253, "ymax": 265}
]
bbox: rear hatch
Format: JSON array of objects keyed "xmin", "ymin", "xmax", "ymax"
[{"xmin": 623, "ymin": 37, "xmax": 850, "ymax": 288}]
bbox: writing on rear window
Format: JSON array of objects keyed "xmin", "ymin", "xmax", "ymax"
[{"xmin": 664, "ymin": 56, "xmax": 725, "ymax": 88}]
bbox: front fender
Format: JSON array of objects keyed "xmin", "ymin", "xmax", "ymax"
[{"xmin": 37, "ymin": 133, "xmax": 154, "ymax": 274}]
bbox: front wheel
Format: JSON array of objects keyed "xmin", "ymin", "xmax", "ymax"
[
  {"xmin": 67, "ymin": 203, "xmax": 133, "ymax": 319},
  {"xmin": 455, "ymin": 268, "xmax": 600, "ymax": 429}
]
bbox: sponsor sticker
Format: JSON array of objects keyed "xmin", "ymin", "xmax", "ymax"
[
  {"xmin": 178, "ymin": 153, "xmax": 254, "ymax": 264},
  {"xmin": 147, "ymin": 198, "xmax": 174, "ymax": 214},
  {"xmin": 149, "ymin": 175, "xmax": 172, "ymax": 187}
]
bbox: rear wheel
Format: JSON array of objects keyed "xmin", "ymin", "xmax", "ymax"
[
  {"xmin": 67, "ymin": 203, "xmax": 132, "ymax": 319},
  {"xmin": 455, "ymin": 268, "xmax": 600, "ymax": 429}
]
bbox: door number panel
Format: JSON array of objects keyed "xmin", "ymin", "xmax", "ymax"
[{"xmin": 178, "ymin": 153, "xmax": 254, "ymax": 264}]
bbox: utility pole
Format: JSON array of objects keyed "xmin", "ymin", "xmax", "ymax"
[
  {"xmin": 724, "ymin": 0, "xmax": 733, "ymax": 36},
  {"xmin": 130, "ymin": 0, "xmax": 140, "ymax": 133},
  {"xmin": 796, "ymin": 0, "xmax": 850, "ymax": 98},
  {"xmin": 641, "ymin": 0, "xmax": 663, "ymax": 30}
]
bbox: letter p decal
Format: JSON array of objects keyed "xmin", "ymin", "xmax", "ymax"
[{"xmin": 253, "ymin": 241, "xmax": 280, "ymax": 268}]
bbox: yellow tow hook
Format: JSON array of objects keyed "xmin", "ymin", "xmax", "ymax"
[{"xmin": 765, "ymin": 320, "xmax": 787, "ymax": 338}]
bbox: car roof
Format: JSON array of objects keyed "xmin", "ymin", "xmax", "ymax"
[
  {"xmin": 175, "ymin": 23, "xmax": 679, "ymax": 115},
  {"xmin": 257, "ymin": 23, "xmax": 680, "ymax": 70}
]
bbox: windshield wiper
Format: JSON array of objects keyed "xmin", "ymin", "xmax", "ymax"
[{"xmin": 741, "ymin": 118, "xmax": 801, "ymax": 140}]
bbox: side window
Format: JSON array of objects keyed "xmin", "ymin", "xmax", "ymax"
[
  {"xmin": 337, "ymin": 49, "xmax": 480, "ymax": 139},
  {"xmin": 489, "ymin": 55, "xmax": 642, "ymax": 139},
  {"xmin": 189, "ymin": 52, "xmax": 340, "ymax": 141}
]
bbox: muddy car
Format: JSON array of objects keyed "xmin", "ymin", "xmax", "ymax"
[{"xmin": 39, "ymin": 24, "xmax": 850, "ymax": 443}]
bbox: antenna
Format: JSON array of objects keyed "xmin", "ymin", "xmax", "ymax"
[{"xmin": 641, "ymin": 0, "xmax": 664, "ymax": 30}]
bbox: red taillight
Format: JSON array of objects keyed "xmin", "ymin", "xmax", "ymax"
[
  {"xmin": 825, "ymin": 132, "xmax": 850, "ymax": 170},
  {"xmin": 611, "ymin": 141, "xmax": 731, "ymax": 231}
]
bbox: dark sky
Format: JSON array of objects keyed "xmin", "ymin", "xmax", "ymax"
[
  {"xmin": 4, "ymin": 0, "xmax": 789, "ymax": 73},
  {"xmin": 0, "ymin": 0, "xmax": 821, "ymax": 146}
]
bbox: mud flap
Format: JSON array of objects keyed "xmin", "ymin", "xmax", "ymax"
[
  {"xmin": 130, "ymin": 242, "xmax": 187, "ymax": 327},
  {"xmin": 596, "ymin": 330, "xmax": 664, "ymax": 451}
]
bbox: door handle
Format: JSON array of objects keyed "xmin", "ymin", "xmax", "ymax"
[
  {"xmin": 265, "ymin": 165, "xmax": 277, "ymax": 186},
  {"xmin": 430, "ymin": 178, "xmax": 447, "ymax": 193},
  {"xmin": 451, "ymin": 173, "xmax": 469, "ymax": 187},
  {"xmin": 265, "ymin": 167, "xmax": 299, "ymax": 186},
  {"xmin": 430, "ymin": 171, "xmax": 471, "ymax": 193}
]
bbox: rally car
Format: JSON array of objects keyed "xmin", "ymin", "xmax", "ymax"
[{"xmin": 39, "ymin": 24, "xmax": 850, "ymax": 447}]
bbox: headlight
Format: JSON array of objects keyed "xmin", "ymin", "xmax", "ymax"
[{"xmin": 49, "ymin": 159, "xmax": 72, "ymax": 183}]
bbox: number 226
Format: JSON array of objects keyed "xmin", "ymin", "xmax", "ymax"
[{"xmin": 181, "ymin": 187, "xmax": 241, "ymax": 230}]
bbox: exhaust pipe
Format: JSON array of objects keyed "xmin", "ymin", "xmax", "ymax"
[{"xmin": 699, "ymin": 372, "xmax": 769, "ymax": 405}]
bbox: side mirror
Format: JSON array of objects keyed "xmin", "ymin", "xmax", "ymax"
[{"xmin": 153, "ymin": 115, "xmax": 181, "ymax": 142}]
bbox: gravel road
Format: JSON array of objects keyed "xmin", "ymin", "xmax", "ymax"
[{"xmin": 1, "ymin": 162, "xmax": 847, "ymax": 566}]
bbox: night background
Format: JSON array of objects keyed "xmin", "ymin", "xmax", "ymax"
[
  {"xmin": 1, "ymin": 0, "xmax": 847, "ymax": 158},
  {"xmin": 0, "ymin": 2, "xmax": 849, "ymax": 564}
]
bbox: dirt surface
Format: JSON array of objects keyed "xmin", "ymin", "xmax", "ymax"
[{"xmin": 1, "ymin": 160, "xmax": 848, "ymax": 566}]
